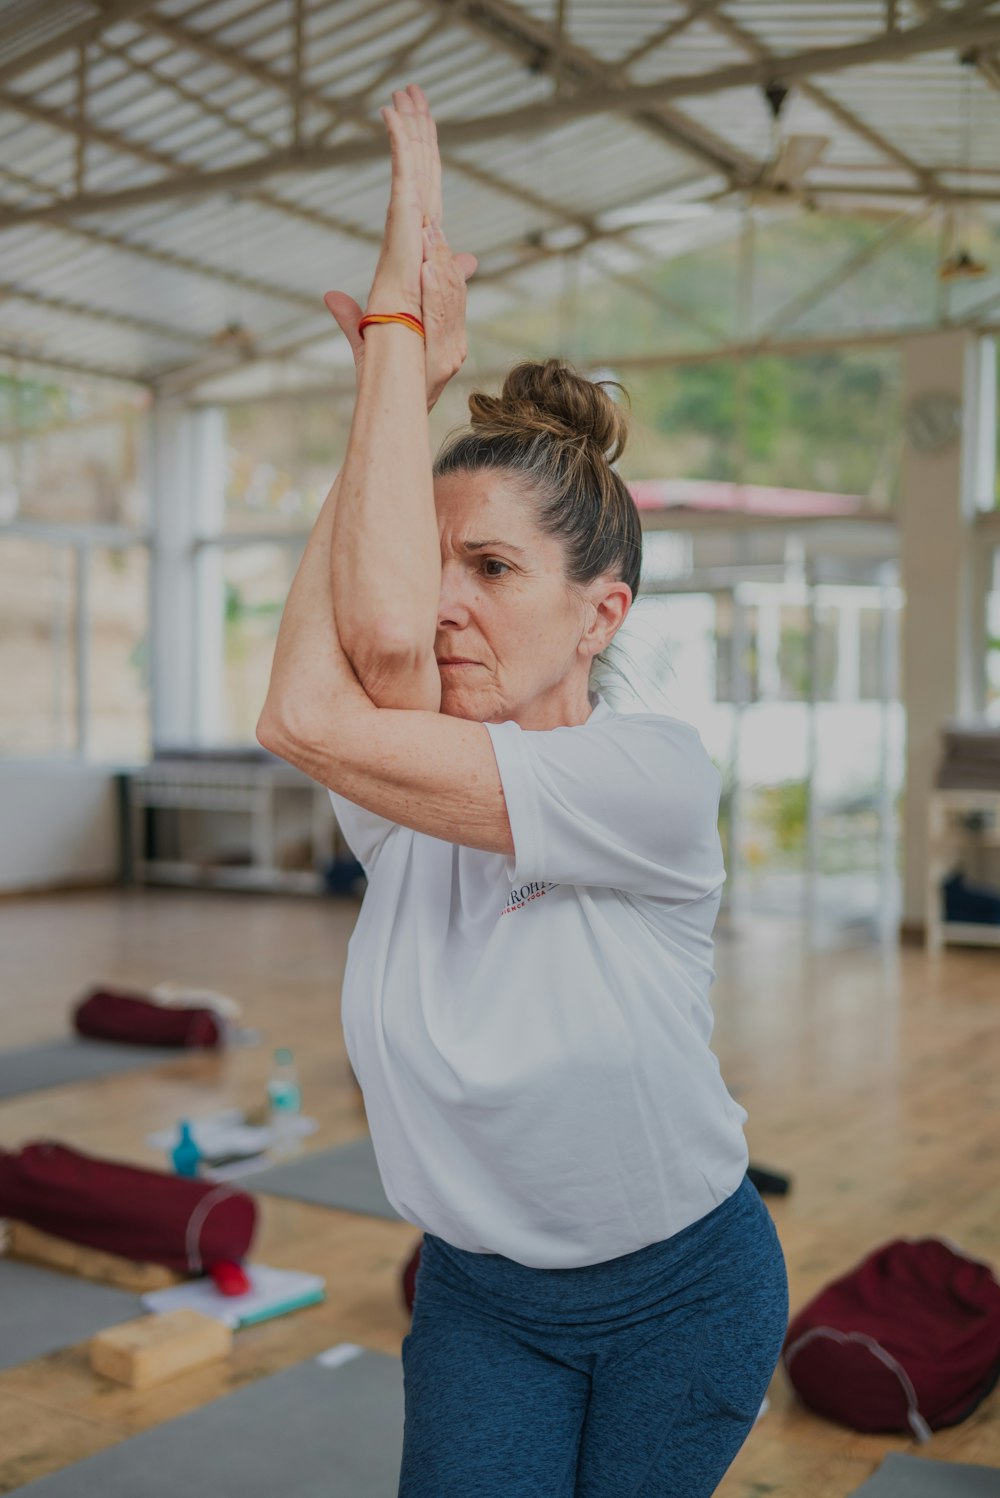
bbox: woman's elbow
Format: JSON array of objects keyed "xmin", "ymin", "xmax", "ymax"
[
  {"xmin": 256, "ymin": 704, "xmax": 311, "ymax": 759},
  {"xmin": 256, "ymin": 707, "xmax": 288, "ymax": 756}
]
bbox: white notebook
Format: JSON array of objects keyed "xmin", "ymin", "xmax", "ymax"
[{"xmin": 142, "ymin": 1262, "xmax": 326, "ymax": 1329}]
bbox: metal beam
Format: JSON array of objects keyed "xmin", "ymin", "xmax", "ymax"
[
  {"xmin": 0, "ymin": 0, "xmax": 163, "ymax": 87},
  {"xmin": 608, "ymin": 1, "xmax": 729, "ymax": 81},
  {"xmin": 0, "ymin": 157, "xmax": 332, "ymax": 318},
  {"xmin": 954, "ymin": 283, "xmax": 1000, "ymax": 325},
  {"xmin": 705, "ymin": 6, "xmax": 949, "ymax": 203},
  {"xmin": 0, "ymin": 281, "xmax": 209, "ymax": 349},
  {"xmin": 424, "ymin": 0, "xmax": 758, "ymax": 188},
  {"xmin": 911, "ymin": 0, "xmax": 1000, "ymax": 97},
  {"xmin": 757, "ymin": 207, "xmax": 936, "ymax": 339},
  {"xmin": 92, "ymin": 31, "xmax": 282, "ymax": 155},
  {"xmin": 310, "ymin": 11, "xmax": 456, "ymax": 147},
  {"xmin": 0, "ymin": 342, "xmax": 152, "ymax": 387},
  {"xmin": 5, "ymin": 139, "xmax": 999, "ymax": 237},
  {"xmin": 137, "ymin": 0, "xmax": 754, "ymax": 288},
  {"xmin": 4, "ymin": 0, "xmax": 1000, "ymax": 235},
  {"xmin": 176, "ymin": 317, "xmax": 1000, "ymax": 408},
  {"xmin": 0, "ymin": 0, "xmax": 728, "ymax": 338}
]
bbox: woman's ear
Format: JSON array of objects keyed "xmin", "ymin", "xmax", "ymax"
[{"xmin": 591, "ymin": 580, "xmax": 632, "ymax": 654}]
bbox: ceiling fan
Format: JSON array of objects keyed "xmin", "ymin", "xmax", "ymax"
[
  {"xmin": 209, "ymin": 319, "xmax": 258, "ymax": 359},
  {"xmin": 743, "ymin": 80, "xmax": 830, "ymax": 209},
  {"xmin": 597, "ymin": 81, "xmax": 830, "ymax": 233}
]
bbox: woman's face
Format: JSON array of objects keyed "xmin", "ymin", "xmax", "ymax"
[{"xmin": 432, "ymin": 468, "xmax": 630, "ymax": 730}]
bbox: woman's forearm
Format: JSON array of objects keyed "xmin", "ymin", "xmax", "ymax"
[
  {"xmin": 331, "ymin": 323, "xmax": 441, "ymax": 662},
  {"xmin": 257, "ymin": 468, "xmax": 375, "ymax": 749}
]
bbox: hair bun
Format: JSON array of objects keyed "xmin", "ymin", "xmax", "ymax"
[{"xmin": 468, "ymin": 358, "xmax": 629, "ymax": 464}]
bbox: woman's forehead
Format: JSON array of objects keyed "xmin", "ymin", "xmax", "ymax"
[{"xmin": 434, "ymin": 470, "xmax": 527, "ymax": 531}]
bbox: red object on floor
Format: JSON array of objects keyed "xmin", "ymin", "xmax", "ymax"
[
  {"xmin": 0, "ymin": 1141, "xmax": 256, "ymax": 1274},
  {"xmin": 73, "ymin": 987, "xmax": 223, "ymax": 1049},
  {"xmin": 782, "ymin": 1237, "xmax": 1000, "ymax": 1439},
  {"xmin": 210, "ymin": 1259, "xmax": 251, "ymax": 1296}
]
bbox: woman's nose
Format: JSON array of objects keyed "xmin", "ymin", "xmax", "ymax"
[{"xmin": 437, "ymin": 564, "xmax": 472, "ymax": 628}]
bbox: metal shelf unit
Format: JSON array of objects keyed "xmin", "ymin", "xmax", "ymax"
[
  {"xmin": 124, "ymin": 759, "xmax": 341, "ymax": 895},
  {"xmin": 926, "ymin": 787, "xmax": 1000, "ymax": 953}
]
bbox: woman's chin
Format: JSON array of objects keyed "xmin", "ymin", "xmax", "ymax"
[{"xmin": 439, "ymin": 678, "xmax": 500, "ymax": 721}]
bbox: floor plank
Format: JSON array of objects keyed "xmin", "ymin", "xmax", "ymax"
[{"xmin": 0, "ymin": 887, "xmax": 997, "ymax": 1495}]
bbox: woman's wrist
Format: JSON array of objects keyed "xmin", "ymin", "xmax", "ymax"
[{"xmin": 366, "ymin": 280, "xmax": 422, "ymax": 320}]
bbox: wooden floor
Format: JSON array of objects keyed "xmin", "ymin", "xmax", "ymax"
[{"xmin": 0, "ymin": 885, "xmax": 998, "ymax": 1494}]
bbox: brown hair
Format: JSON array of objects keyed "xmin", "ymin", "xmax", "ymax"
[{"xmin": 432, "ymin": 358, "xmax": 642, "ymax": 609}]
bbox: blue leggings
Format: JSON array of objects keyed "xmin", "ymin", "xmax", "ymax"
[{"xmin": 398, "ymin": 1172, "xmax": 788, "ymax": 1498}]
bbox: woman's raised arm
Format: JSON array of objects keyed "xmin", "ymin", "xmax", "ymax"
[{"xmin": 327, "ymin": 84, "xmax": 472, "ymax": 711}]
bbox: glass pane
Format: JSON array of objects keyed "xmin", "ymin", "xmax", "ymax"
[
  {"xmin": 217, "ymin": 543, "xmax": 300, "ymax": 743},
  {"xmin": 0, "ymin": 538, "xmax": 77, "ymax": 754},
  {"xmin": 995, "ymin": 337, "xmax": 1000, "ymax": 512},
  {"xmin": 88, "ymin": 546, "xmax": 151, "ymax": 762},
  {"xmin": 739, "ymin": 702, "xmax": 810, "ymax": 915},
  {"xmin": 224, "ymin": 396, "xmax": 352, "ymax": 535},
  {"xmin": 815, "ymin": 605, "xmax": 838, "ymax": 701},
  {"xmin": 987, "ymin": 546, "xmax": 1000, "ymax": 722},
  {"xmin": 0, "ymin": 372, "xmax": 149, "ymax": 528},
  {"xmin": 626, "ymin": 348, "xmax": 901, "ymax": 508},
  {"xmin": 594, "ymin": 591, "xmax": 738, "ymax": 886}
]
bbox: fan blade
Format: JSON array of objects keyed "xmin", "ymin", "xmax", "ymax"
[{"xmin": 769, "ymin": 134, "xmax": 831, "ymax": 188}]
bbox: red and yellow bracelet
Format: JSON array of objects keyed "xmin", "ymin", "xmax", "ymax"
[{"xmin": 358, "ymin": 312, "xmax": 425, "ymax": 340}]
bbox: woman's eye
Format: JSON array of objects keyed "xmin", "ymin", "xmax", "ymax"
[{"xmin": 481, "ymin": 558, "xmax": 510, "ymax": 578}]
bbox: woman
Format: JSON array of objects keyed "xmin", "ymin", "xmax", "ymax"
[{"xmin": 259, "ymin": 83, "xmax": 788, "ymax": 1498}]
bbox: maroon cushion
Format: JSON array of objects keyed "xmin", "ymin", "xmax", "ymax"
[
  {"xmin": 74, "ymin": 987, "xmax": 222, "ymax": 1049},
  {"xmin": 0, "ymin": 1141, "xmax": 256, "ymax": 1274},
  {"xmin": 782, "ymin": 1237, "xmax": 1000, "ymax": 1439}
]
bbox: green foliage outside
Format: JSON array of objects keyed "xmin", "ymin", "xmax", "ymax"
[{"xmin": 480, "ymin": 212, "xmax": 1000, "ymax": 506}]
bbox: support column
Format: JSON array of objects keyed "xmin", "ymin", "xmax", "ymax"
[
  {"xmin": 898, "ymin": 332, "xmax": 993, "ymax": 931},
  {"xmin": 148, "ymin": 399, "xmax": 226, "ymax": 748}
]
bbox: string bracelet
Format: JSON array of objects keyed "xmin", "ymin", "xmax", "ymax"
[{"xmin": 358, "ymin": 312, "xmax": 425, "ymax": 341}]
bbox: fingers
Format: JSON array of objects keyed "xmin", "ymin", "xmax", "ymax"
[
  {"xmin": 381, "ymin": 84, "xmax": 442, "ymax": 228},
  {"xmin": 421, "ymin": 223, "xmax": 477, "ymax": 285},
  {"xmin": 322, "ymin": 291, "xmax": 366, "ymax": 358}
]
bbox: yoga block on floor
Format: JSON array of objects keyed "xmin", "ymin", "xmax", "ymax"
[
  {"xmin": 8, "ymin": 1220, "xmax": 182, "ymax": 1292},
  {"xmin": 90, "ymin": 1309, "xmax": 232, "ymax": 1388}
]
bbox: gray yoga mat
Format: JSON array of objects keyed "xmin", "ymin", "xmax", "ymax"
[
  {"xmin": 239, "ymin": 1135, "xmax": 405, "ymax": 1222},
  {"xmin": 0, "ymin": 1257, "xmax": 145, "ymax": 1370},
  {"xmin": 851, "ymin": 1452, "xmax": 1000, "ymax": 1496},
  {"xmin": 15, "ymin": 1344, "xmax": 404, "ymax": 1496},
  {"xmin": 0, "ymin": 1036, "xmax": 181, "ymax": 1101}
]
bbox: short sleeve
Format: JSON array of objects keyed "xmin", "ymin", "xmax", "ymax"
[
  {"xmin": 482, "ymin": 712, "xmax": 726, "ymax": 901},
  {"xmin": 327, "ymin": 789, "xmax": 397, "ymax": 876}
]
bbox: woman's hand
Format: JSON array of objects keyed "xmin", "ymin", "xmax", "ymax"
[
  {"xmin": 369, "ymin": 83, "xmax": 441, "ymax": 314},
  {"xmin": 322, "ymin": 82, "xmax": 477, "ymax": 411}
]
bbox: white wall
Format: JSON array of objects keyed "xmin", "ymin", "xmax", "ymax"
[{"xmin": 0, "ymin": 761, "xmax": 119, "ymax": 893}]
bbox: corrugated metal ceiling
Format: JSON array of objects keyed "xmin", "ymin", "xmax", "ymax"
[{"xmin": 0, "ymin": 0, "xmax": 998, "ymax": 400}]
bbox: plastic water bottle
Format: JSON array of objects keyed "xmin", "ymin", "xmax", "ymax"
[
  {"xmin": 171, "ymin": 1119, "xmax": 201, "ymax": 1177},
  {"xmin": 267, "ymin": 1047, "xmax": 302, "ymax": 1156}
]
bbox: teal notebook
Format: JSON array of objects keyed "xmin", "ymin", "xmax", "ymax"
[{"xmin": 142, "ymin": 1263, "xmax": 326, "ymax": 1329}]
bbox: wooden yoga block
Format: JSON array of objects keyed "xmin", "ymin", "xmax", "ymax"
[
  {"xmin": 6, "ymin": 1219, "xmax": 182, "ymax": 1292},
  {"xmin": 89, "ymin": 1309, "xmax": 232, "ymax": 1388}
]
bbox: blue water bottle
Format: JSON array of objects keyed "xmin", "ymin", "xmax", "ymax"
[{"xmin": 171, "ymin": 1119, "xmax": 201, "ymax": 1177}]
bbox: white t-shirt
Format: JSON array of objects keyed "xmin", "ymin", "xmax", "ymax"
[{"xmin": 328, "ymin": 690, "xmax": 749, "ymax": 1270}]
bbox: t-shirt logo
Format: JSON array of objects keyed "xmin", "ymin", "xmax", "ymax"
[{"xmin": 501, "ymin": 881, "xmax": 557, "ymax": 915}]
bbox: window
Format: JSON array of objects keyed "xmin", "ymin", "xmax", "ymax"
[
  {"xmin": 0, "ymin": 365, "xmax": 151, "ymax": 762},
  {"xmin": 0, "ymin": 537, "xmax": 78, "ymax": 755}
]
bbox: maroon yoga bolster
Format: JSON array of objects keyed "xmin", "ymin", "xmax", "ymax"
[
  {"xmin": 73, "ymin": 987, "xmax": 223, "ymax": 1049},
  {"xmin": 0, "ymin": 1141, "xmax": 257, "ymax": 1274}
]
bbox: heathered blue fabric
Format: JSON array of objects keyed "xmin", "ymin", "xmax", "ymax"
[{"xmin": 398, "ymin": 1171, "xmax": 788, "ymax": 1497}]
